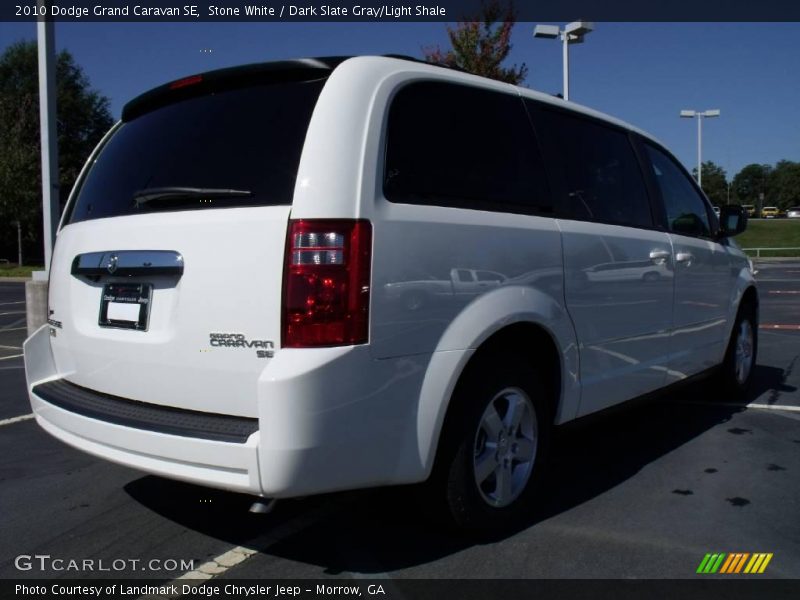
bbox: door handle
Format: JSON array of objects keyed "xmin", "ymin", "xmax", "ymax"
[
  {"xmin": 649, "ymin": 250, "xmax": 670, "ymax": 264},
  {"xmin": 72, "ymin": 250, "xmax": 184, "ymax": 279},
  {"xmin": 676, "ymin": 252, "xmax": 693, "ymax": 266}
]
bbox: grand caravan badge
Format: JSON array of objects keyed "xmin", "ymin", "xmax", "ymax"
[{"xmin": 209, "ymin": 333, "xmax": 274, "ymax": 358}]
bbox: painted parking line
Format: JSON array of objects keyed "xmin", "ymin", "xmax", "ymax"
[
  {"xmin": 0, "ymin": 354, "xmax": 23, "ymax": 361},
  {"xmin": 746, "ymin": 403, "xmax": 800, "ymax": 413},
  {"xmin": 0, "ymin": 311, "xmax": 25, "ymax": 316},
  {"xmin": 0, "ymin": 301, "xmax": 25, "ymax": 306},
  {"xmin": 165, "ymin": 501, "xmax": 343, "ymax": 588},
  {"xmin": 678, "ymin": 401, "xmax": 800, "ymax": 414},
  {"xmin": 0, "ymin": 414, "xmax": 34, "ymax": 427},
  {"xmin": 759, "ymin": 324, "xmax": 800, "ymax": 331},
  {"xmin": 767, "ymin": 290, "xmax": 800, "ymax": 294},
  {"xmin": 0, "ymin": 344, "xmax": 22, "ymax": 350}
]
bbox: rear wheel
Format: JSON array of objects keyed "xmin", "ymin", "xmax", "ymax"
[{"xmin": 426, "ymin": 355, "xmax": 551, "ymax": 535}]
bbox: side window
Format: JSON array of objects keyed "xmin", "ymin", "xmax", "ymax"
[
  {"xmin": 384, "ymin": 81, "xmax": 552, "ymax": 214},
  {"xmin": 476, "ymin": 270, "xmax": 504, "ymax": 282},
  {"xmin": 644, "ymin": 144, "xmax": 711, "ymax": 237},
  {"xmin": 527, "ymin": 102, "xmax": 652, "ymax": 229}
]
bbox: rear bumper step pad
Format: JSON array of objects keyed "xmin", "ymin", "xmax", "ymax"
[{"xmin": 32, "ymin": 379, "xmax": 258, "ymax": 443}]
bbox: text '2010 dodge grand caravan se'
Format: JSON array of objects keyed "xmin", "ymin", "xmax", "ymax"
[{"xmin": 24, "ymin": 56, "xmax": 757, "ymax": 533}]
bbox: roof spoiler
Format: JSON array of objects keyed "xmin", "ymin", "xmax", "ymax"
[{"xmin": 122, "ymin": 57, "xmax": 350, "ymax": 122}]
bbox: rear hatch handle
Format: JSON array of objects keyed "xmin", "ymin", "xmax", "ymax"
[{"xmin": 71, "ymin": 250, "xmax": 184, "ymax": 279}]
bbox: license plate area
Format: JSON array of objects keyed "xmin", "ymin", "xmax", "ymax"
[{"xmin": 99, "ymin": 283, "xmax": 152, "ymax": 331}]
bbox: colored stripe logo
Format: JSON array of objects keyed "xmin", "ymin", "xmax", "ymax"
[{"xmin": 697, "ymin": 553, "xmax": 773, "ymax": 574}]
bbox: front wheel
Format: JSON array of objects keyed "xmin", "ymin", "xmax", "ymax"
[
  {"xmin": 425, "ymin": 356, "xmax": 551, "ymax": 535},
  {"xmin": 718, "ymin": 302, "xmax": 758, "ymax": 398}
]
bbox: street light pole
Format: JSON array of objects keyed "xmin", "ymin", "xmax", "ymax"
[
  {"xmin": 697, "ymin": 114, "xmax": 702, "ymax": 187},
  {"xmin": 562, "ymin": 31, "xmax": 570, "ymax": 101},
  {"xmin": 534, "ymin": 21, "xmax": 594, "ymax": 101},
  {"xmin": 680, "ymin": 109, "xmax": 720, "ymax": 189},
  {"xmin": 14, "ymin": 221, "xmax": 22, "ymax": 267},
  {"xmin": 37, "ymin": 1, "xmax": 59, "ymax": 276}
]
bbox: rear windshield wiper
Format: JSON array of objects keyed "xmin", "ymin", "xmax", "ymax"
[{"xmin": 133, "ymin": 187, "xmax": 253, "ymax": 209}]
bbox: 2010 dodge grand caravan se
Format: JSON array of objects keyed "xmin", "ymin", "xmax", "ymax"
[{"xmin": 24, "ymin": 56, "xmax": 758, "ymax": 533}]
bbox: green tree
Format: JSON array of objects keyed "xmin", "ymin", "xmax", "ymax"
[
  {"xmin": 768, "ymin": 160, "xmax": 800, "ymax": 210},
  {"xmin": 692, "ymin": 161, "xmax": 729, "ymax": 206},
  {"xmin": 0, "ymin": 41, "xmax": 113, "ymax": 263},
  {"xmin": 423, "ymin": 0, "xmax": 528, "ymax": 84},
  {"xmin": 732, "ymin": 163, "xmax": 771, "ymax": 208}
]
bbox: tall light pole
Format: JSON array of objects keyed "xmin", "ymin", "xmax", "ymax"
[
  {"xmin": 37, "ymin": 0, "xmax": 59, "ymax": 278},
  {"xmin": 13, "ymin": 221, "xmax": 22, "ymax": 267},
  {"xmin": 680, "ymin": 109, "xmax": 720, "ymax": 188},
  {"xmin": 534, "ymin": 21, "xmax": 594, "ymax": 101}
]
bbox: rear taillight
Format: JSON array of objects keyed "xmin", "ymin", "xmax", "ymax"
[{"xmin": 282, "ymin": 219, "xmax": 372, "ymax": 348}]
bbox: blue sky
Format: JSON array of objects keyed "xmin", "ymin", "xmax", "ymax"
[{"xmin": 1, "ymin": 21, "xmax": 798, "ymax": 179}]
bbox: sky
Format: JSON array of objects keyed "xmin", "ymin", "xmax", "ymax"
[{"xmin": 1, "ymin": 21, "xmax": 799, "ymax": 179}]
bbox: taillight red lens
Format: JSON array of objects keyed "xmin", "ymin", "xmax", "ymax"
[{"xmin": 282, "ymin": 219, "xmax": 372, "ymax": 348}]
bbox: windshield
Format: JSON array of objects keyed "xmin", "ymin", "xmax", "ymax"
[{"xmin": 67, "ymin": 79, "xmax": 325, "ymax": 224}]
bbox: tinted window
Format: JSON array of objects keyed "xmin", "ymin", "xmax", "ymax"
[
  {"xmin": 68, "ymin": 80, "xmax": 325, "ymax": 224},
  {"xmin": 384, "ymin": 82, "xmax": 551, "ymax": 214},
  {"xmin": 644, "ymin": 144, "xmax": 711, "ymax": 237},
  {"xmin": 528, "ymin": 104, "xmax": 652, "ymax": 229}
]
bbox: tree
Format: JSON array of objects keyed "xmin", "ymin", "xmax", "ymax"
[
  {"xmin": 0, "ymin": 41, "xmax": 113, "ymax": 263},
  {"xmin": 768, "ymin": 160, "xmax": 800, "ymax": 210},
  {"xmin": 423, "ymin": 0, "xmax": 528, "ymax": 84},
  {"xmin": 731, "ymin": 163, "xmax": 771, "ymax": 208},
  {"xmin": 692, "ymin": 161, "xmax": 728, "ymax": 206}
]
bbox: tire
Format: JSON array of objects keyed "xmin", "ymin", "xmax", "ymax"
[
  {"xmin": 425, "ymin": 355, "xmax": 551, "ymax": 536},
  {"xmin": 403, "ymin": 291, "xmax": 426, "ymax": 311},
  {"xmin": 718, "ymin": 301, "xmax": 758, "ymax": 398},
  {"xmin": 642, "ymin": 271, "xmax": 660, "ymax": 283}
]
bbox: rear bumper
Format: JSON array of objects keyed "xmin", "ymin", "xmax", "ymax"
[
  {"xmin": 24, "ymin": 325, "xmax": 431, "ymax": 497},
  {"xmin": 25, "ymin": 326, "xmax": 262, "ymax": 494}
]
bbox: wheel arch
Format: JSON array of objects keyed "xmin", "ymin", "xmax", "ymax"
[{"xmin": 414, "ymin": 285, "xmax": 579, "ymax": 479}]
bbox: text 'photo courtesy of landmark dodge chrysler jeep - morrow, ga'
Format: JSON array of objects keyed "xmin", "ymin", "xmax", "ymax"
[{"xmin": 24, "ymin": 56, "xmax": 758, "ymax": 534}]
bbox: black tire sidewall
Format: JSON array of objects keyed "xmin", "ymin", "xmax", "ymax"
[
  {"xmin": 437, "ymin": 356, "xmax": 551, "ymax": 534},
  {"xmin": 721, "ymin": 302, "xmax": 758, "ymax": 397}
]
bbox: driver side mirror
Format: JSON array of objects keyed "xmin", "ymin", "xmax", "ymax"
[{"xmin": 718, "ymin": 205, "xmax": 748, "ymax": 237}]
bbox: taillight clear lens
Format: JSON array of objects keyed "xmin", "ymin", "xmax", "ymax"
[{"xmin": 282, "ymin": 219, "xmax": 372, "ymax": 348}]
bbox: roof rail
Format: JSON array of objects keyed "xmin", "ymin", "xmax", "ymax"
[{"xmin": 382, "ymin": 54, "xmax": 470, "ymax": 75}]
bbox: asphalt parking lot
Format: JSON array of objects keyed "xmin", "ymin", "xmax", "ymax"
[{"xmin": 1, "ymin": 264, "xmax": 799, "ymax": 581}]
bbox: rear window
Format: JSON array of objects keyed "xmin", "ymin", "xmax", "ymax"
[{"xmin": 67, "ymin": 79, "xmax": 325, "ymax": 224}]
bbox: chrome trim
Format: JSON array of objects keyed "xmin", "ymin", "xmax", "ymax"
[
  {"xmin": 649, "ymin": 249, "xmax": 670, "ymax": 264},
  {"xmin": 71, "ymin": 250, "xmax": 184, "ymax": 279}
]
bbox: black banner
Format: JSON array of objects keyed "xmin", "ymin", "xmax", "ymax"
[
  {"xmin": 4, "ymin": 579, "xmax": 800, "ymax": 600},
  {"xmin": 4, "ymin": 0, "xmax": 800, "ymax": 22}
]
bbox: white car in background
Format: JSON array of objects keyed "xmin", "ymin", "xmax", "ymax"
[{"xmin": 787, "ymin": 207, "xmax": 800, "ymax": 218}]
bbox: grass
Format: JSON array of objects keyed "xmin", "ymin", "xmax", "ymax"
[
  {"xmin": 0, "ymin": 264, "xmax": 43, "ymax": 278},
  {"xmin": 736, "ymin": 219, "xmax": 800, "ymax": 257}
]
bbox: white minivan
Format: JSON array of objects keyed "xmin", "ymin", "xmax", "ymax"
[{"xmin": 24, "ymin": 56, "xmax": 758, "ymax": 533}]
